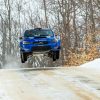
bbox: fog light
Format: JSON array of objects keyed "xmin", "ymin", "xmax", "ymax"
[{"xmin": 54, "ymin": 46, "xmax": 58, "ymax": 49}]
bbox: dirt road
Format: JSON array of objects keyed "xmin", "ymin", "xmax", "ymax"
[{"xmin": 0, "ymin": 67, "xmax": 100, "ymax": 100}]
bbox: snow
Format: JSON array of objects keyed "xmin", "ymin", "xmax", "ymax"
[
  {"xmin": 3, "ymin": 56, "xmax": 21, "ymax": 69},
  {"xmin": 0, "ymin": 58, "xmax": 100, "ymax": 100},
  {"xmin": 80, "ymin": 58, "xmax": 100, "ymax": 69}
]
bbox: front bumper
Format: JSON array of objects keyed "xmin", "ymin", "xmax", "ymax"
[
  {"xmin": 32, "ymin": 46, "xmax": 51, "ymax": 52},
  {"xmin": 21, "ymin": 45, "xmax": 60, "ymax": 53}
]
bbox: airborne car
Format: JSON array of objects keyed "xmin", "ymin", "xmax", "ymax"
[{"xmin": 19, "ymin": 28, "xmax": 61, "ymax": 63}]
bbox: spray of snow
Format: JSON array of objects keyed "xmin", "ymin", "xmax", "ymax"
[{"xmin": 4, "ymin": 55, "xmax": 22, "ymax": 69}]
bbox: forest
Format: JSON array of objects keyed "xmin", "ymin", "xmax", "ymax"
[{"xmin": 0, "ymin": 0, "xmax": 100, "ymax": 66}]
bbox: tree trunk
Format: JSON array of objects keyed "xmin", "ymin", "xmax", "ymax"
[
  {"xmin": 43, "ymin": 0, "xmax": 48, "ymax": 27},
  {"xmin": 8, "ymin": 0, "xmax": 12, "ymax": 54}
]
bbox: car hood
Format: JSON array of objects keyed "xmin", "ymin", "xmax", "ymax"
[{"xmin": 23, "ymin": 36, "xmax": 54, "ymax": 42}]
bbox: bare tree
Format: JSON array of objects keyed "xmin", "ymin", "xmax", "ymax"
[{"xmin": 43, "ymin": 0, "xmax": 48, "ymax": 27}]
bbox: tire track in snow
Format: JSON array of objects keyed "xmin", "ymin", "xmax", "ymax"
[
  {"xmin": 42, "ymin": 69, "xmax": 100, "ymax": 100},
  {"xmin": 0, "ymin": 67, "xmax": 100, "ymax": 100}
]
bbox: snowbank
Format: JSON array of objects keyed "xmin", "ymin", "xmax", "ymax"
[{"xmin": 80, "ymin": 58, "xmax": 100, "ymax": 69}]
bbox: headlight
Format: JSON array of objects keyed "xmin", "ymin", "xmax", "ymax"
[
  {"xmin": 23, "ymin": 41, "xmax": 31, "ymax": 44},
  {"xmin": 52, "ymin": 39, "xmax": 57, "ymax": 43}
]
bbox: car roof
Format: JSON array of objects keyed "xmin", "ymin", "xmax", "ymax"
[{"xmin": 25, "ymin": 28, "xmax": 52, "ymax": 32}]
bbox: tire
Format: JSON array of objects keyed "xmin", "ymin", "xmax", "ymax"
[
  {"xmin": 56, "ymin": 51, "xmax": 60, "ymax": 59},
  {"xmin": 20, "ymin": 52, "xmax": 27, "ymax": 63},
  {"xmin": 52, "ymin": 52, "xmax": 56, "ymax": 61}
]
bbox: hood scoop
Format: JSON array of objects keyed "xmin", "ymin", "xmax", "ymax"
[{"xmin": 34, "ymin": 36, "xmax": 47, "ymax": 39}]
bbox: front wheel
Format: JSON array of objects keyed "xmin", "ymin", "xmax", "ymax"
[
  {"xmin": 52, "ymin": 52, "xmax": 56, "ymax": 61},
  {"xmin": 56, "ymin": 51, "xmax": 60, "ymax": 59},
  {"xmin": 20, "ymin": 52, "xmax": 27, "ymax": 63}
]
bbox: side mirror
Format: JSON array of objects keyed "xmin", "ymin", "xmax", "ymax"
[
  {"xmin": 55, "ymin": 35, "xmax": 60, "ymax": 40},
  {"xmin": 19, "ymin": 36, "xmax": 23, "ymax": 40}
]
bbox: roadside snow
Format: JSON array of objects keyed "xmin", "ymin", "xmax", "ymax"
[{"xmin": 80, "ymin": 58, "xmax": 100, "ymax": 69}]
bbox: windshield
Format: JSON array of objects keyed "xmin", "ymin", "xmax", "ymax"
[{"xmin": 24, "ymin": 30, "xmax": 53, "ymax": 37}]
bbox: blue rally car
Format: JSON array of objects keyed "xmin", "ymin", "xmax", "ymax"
[{"xmin": 19, "ymin": 28, "xmax": 61, "ymax": 63}]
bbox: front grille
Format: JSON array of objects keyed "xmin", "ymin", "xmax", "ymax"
[
  {"xmin": 32, "ymin": 46, "xmax": 51, "ymax": 52},
  {"xmin": 33, "ymin": 41, "xmax": 48, "ymax": 45}
]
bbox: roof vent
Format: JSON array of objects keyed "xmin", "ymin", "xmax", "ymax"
[{"xmin": 34, "ymin": 28, "xmax": 42, "ymax": 30}]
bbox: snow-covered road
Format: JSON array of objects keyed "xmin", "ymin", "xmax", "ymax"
[{"xmin": 0, "ymin": 65, "xmax": 100, "ymax": 100}]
